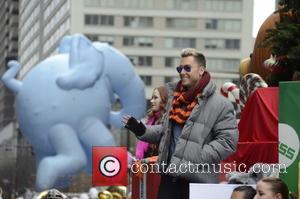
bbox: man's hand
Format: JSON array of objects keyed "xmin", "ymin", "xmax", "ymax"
[{"xmin": 122, "ymin": 115, "xmax": 146, "ymax": 136}]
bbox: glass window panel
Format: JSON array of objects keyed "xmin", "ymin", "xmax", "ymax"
[
  {"xmin": 164, "ymin": 76, "xmax": 172, "ymax": 84},
  {"xmin": 138, "ymin": 56, "xmax": 152, "ymax": 66},
  {"xmin": 84, "ymin": 15, "xmax": 114, "ymax": 25},
  {"xmin": 207, "ymin": 58, "xmax": 239, "ymax": 72},
  {"xmin": 123, "ymin": 36, "xmax": 153, "ymax": 47},
  {"xmin": 166, "ymin": 0, "xmax": 197, "ymax": 10},
  {"xmin": 205, "ymin": 0, "xmax": 242, "ymax": 12},
  {"xmin": 123, "ymin": 37, "xmax": 134, "ymax": 46},
  {"xmin": 166, "ymin": 18, "xmax": 196, "ymax": 29},
  {"xmin": 165, "ymin": 38, "xmax": 195, "ymax": 48},
  {"xmin": 205, "ymin": 39, "xmax": 240, "ymax": 49},
  {"xmin": 127, "ymin": 56, "xmax": 138, "ymax": 65},
  {"xmin": 205, "ymin": 19, "xmax": 241, "ymax": 32},
  {"xmin": 124, "ymin": 16, "xmax": 153, "ymax": 28},
  {"xmin": 165, "ymin": 57, "xmax": 180, "ymax": 67},
  {"xmin": 140, "ymin": 75, "xmax": 152, "ymax": 86}
]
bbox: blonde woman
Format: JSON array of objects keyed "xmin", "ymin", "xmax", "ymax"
[{"xmin": 135, "ymin": 86, "xmax": 167, "ymax": 159}]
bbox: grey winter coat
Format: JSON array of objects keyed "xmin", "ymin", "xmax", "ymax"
[{"xmin": 139, "ymin": 80, "xmax": 238, "ymax": 183}]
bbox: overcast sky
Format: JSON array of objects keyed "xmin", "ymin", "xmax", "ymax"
[{"xmin": 252, "ymin": 0, "xmax": 276, "ymax": 37}]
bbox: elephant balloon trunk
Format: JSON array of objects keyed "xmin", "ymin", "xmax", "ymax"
[
  {"xmin": 110, "ymin": 73, "xmax": 146, "ymax": 128},
  {"xmin": 1, "ymin": 60, "xmax": 23, "ymax": 94}
]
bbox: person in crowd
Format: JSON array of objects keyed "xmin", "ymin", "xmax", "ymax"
[
  {"xmin": 122, "ymin": 48, "xmax": 238, "ymax": 199},
  {"xmin": 135, "ymin": 86, "xmax": 168, "ymax": 159},
  {"xmin": 0, "ymin": 187, "xmax": 3, "ymax": 199},
  {"xmin": 254, "ymin": 177, "xmax": 296, "ymax": 199},
  {"xmin": 231, "ymin": 186, "xmax": 256, "ymax": 199},
  {"xmin": 37, "ymin": 189, "xmax": 68, "ymax": 199}
]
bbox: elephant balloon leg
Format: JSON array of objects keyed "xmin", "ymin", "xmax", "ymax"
[
  {"xmin": 78, "ymin": 117, "xmax": 116, "ymax": 172},
  {"xmin": 36, "ymin": 124, "xmax": 87, "ymax": 191}
]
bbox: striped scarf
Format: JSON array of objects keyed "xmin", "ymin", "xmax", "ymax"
[{"xmin": 169, "ymin": 71, "xmax": 210, "ymax": 124}]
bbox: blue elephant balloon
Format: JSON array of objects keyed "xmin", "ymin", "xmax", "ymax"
[{"xmin": 1, "ymin": 34, "xmax": 146, "ymax": 191}]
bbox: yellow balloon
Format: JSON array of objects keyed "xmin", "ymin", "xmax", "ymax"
[
  {"xmin": 98, "ymin": 191, "xmax": 113, "ymax": 199},
  {"xmin": 37, "ymin": 190, "xmax": 48, "ymax": 199},
  {"xmin": 111, "ymin": 192, "xmax": 122, "ymax": 199},
  {"xmin": 107, "ymin": 186, "xmax": 126, "ymax": 197},
  {"xmin": 239, "ymin": 57, "xmax": 251, "ymax": 77}
]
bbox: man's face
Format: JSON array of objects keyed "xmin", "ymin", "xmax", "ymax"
[{"xmin": 178, "ymin": 56, "xmax": 205, "ymax": 90}]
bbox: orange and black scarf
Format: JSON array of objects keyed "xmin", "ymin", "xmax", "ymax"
[{"xmin": 169, "ymin": 71, "xmax": 211, "ymax": 124}]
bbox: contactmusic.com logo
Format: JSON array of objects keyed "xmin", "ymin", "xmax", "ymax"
[{"xmin": 92, "ymin": 146, "xmax": 128, "ymax": 186}]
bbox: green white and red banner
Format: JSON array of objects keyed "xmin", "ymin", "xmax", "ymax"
[{"xmin": 279, "ymin": 81, "xmax": 300, "ymax": 195}]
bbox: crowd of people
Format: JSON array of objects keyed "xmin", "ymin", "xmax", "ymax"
[
  {"xmin": 3, "ymin": 177, "xmax": 295, "ymax": 199},
  {"xmin": 230, "ymin": 177, "xmax": 296, "ymax": 199}
]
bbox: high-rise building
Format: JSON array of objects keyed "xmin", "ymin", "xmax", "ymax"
[
  {"xmin": 0, "ymin": 0, "xmax": 19, "ymax": 196},
  {"xmin": 19, "ymin": 0, "xmax": 254, "ymax": 98},
  {"xmin": 0, "ymin": 0, "xmax": 18, "ymax": 130}
]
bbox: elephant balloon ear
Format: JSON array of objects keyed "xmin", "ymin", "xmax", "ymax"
[
  {"xmin": 58, "ymin": 35, "xmax": 72, "ymax": 54},
  {"xmin": 56, "ymin": 34, "xmax": 104, "ymax": 90}
]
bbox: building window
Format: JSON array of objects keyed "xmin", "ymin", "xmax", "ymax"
[
  {"xmin": 84, "ymin": 15, "xmax": 114, "ymax": 26},
  {"xmin": 123, "ymin": 0, "xmax": 154, "ymax": 9},
  {"xmin": 43, "ymin": 1, "xmax": 70, "ymax": 37},
  {"xmin": 84, "ymin": 0, "xmax": 116, "ymax": 7},
  {"xmin": 128, "ymin": 56, "xmax": 152, "ymax": 66},
  {"xmin": 123, "ymin": 36, "xmax": 153, "ymax": 47},
  {"xmin": 139, "ymin": 56, "xmax": 152, "ymax": 66},
  {"xmin": 166, "ymin": 0, "xmax": 197, "ymax": 10},
  {"xmin": 166, "ymin": 18, "xmax": 197, "ymax": 29},
  {"xmin": 205, "ymin": 19, "xmax": 241, "ymax": 32},
  {"xmin": 225, "ymin": 39, "xmax": 240, "ymax": 49},
  {"xmin": 164, "ymin": 76, "xmax": 173, "ymax": 84},
  {"xmin": 20, "ymin": 22, "xmax": 39, "ymax": 54},
  {"xmin": 98, "ymin": 35, "xmax": 114, "ymax": 45},
  {"xmin": 165, "ymin": 57, "xmax": 180, "ymax": 67},
  {"xmin": 42, "ymin": 18, "xmax": 70, "ymax": 55},
  {"xmin": 20, "ymin": 5, "xmax": 40, "ymax": 40},
  {"xmin": 84, "ymin": 0, "xmax": 153, "ymax": 8},
  {"xmin": 140, "ymin": 75, "xmax": 152, "ymax": 86},
  {"xmin": 205, "ymin": 0, "xmax": 242, "ymax": 12},
  {"xmin": 165, "ymin": 38, "xmax": 196, "ymax": 48},
  {"xmin": 204, "ymin": 39, "xmax": 240, "ymax": 50},
  {"xmin": 85, "ymin": 34, "xmax": 114, "ymax": 45},
  {"xmin": 124, "ymin": 16, "xmax": 153, "ymax": 28},
  {"xmin": 85, "ymin": 34, "xmax": 98, "ymax": 41},
  {"xmin": 205, "ymin": 19, "xmax": 217, "ymax": 29},
  {"xmin": 206, "ymin": 58, "xmax": 240, "ymax": 72}
]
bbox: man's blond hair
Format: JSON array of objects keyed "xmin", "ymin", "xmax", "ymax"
[{"xmin": 181, "ymin": 48, "xmax": 206, "ymax": 67}]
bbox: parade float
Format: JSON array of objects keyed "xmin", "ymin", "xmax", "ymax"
[{"xmin": 222, "ymin": 0, "xmax": 299, "ymax": 196}]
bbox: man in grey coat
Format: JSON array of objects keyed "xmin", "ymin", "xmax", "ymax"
[{"xmin": 123, "ymin": 48, "xmax": 238, "ymax": 199}]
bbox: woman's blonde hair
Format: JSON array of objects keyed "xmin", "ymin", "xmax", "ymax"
[{"xmin": 260, "ymin": 177, "xmax": 296, "ymax": 199}]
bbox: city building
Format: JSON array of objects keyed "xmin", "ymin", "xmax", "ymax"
[
  {"xmin": 0, "ymin": 0, "xmax": 20, "ymax": 196},
  {"xmin": 19, "ymin": 0, "xmax": 255, "ymax": 98},
  {"xmin": 0, "ymin": 0, "xmax": 18, "ymax": 130}
]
